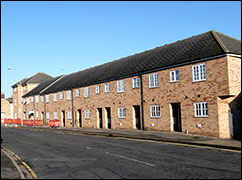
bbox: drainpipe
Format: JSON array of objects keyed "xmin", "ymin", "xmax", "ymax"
[
  {"xmin": 139, "ymin": 75, "xmax": 145, "ymax": 130},
  {"xmin": 33, "ymin": 96, "xmax": 35, "ymax": 121},
  {"xmin": 44, "ymin": 95, "xmax": 46, "ymax": 125},
  {"xmin": 71, "ymin": 89, "xmax": 75, "ymax": 127}
]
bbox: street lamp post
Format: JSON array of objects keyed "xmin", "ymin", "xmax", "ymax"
[{"xmin": 8, "ymin": 67, "xmax": 23, "ymax": 126}]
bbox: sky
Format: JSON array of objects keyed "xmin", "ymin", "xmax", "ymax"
[{"xmin": 1, "ymin": 1, "xmax": 241, "ymax": 98}]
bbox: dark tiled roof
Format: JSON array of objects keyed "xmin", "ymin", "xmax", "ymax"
[
  {"xmin": 37, "ymin": 30, "xmax": 240, "ymax": 95},
  {"xmin": 23, "ymin": 75, "xmax": 64, "ymax": 97},
  {"xmin": 11, "ymin": 78, "xmax": 29, "ymax": 88},
  {"xmin": 11, "ymin": 73, "xmax": 53, "ymax": 88}
]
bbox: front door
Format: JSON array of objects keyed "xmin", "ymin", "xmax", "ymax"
[
  {"xmin": 134, "ymin": 106, "xmax": 141, "ymax": 130},
  {"xmin": 97, "ymin": 108, "xmax": 103, "ymax": 128},
  {"xmin": 171, "ymin": 103, "xmax": 182, "ymax": 132},
  {"xmin": 78, "ymin": 109, "xmax": 82, "ymax": 128},
  {"xmin": 62, "ymin": 110, "xmax": 65, "ymax": 127}
]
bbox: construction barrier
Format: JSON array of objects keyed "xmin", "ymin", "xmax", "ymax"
[
  {"xmin": 1, "ymin": 119, "xmax": 55, "ymax": 127},
  {"xmin": 49, "ymin": 120, "xmax": 61, "ymax": 128}
]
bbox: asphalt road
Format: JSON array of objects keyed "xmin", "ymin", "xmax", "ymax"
[{"xmin": 1, "ymin": 127, "xmax": 241, "ymax": 179}]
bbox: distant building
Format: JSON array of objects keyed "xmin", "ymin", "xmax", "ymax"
[
  {"xmin": 11, "ymin": 73, "xmax": 53, "ymax": 119},
  {"xmin": 1, "ymin": 92, "xmax": 13, "ymax": 119}
]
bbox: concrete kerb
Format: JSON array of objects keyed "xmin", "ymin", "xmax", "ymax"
[{"xmin": 5, "ymin": 125, "xmax": 241, "ymax": 152}]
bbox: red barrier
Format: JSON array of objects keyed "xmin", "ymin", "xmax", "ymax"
[{"xmin": 49, "ymin": 120, "xmax": 60, "ymax": 128}]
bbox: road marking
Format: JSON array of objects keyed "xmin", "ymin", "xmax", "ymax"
[
  {"xmin": 106, "ymin": 152, "xmax": 155, "ymax": 167},
  {"xmin": 1, "ymin": 148, "xmax": 25, "ymax": 179},
  {"xmin": 115, "ymin": 137, "xmax": 241, "ymax": 153},
  {"xmin": 2, "ymin": 146, "xmax": 38, "ymax": 179}
]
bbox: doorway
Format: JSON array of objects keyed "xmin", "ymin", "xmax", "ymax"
[
  {"xmin": 97, "ymin": 108, "xmax": 103, "ymax": 128},
  {"xmin": 133, "ymin": 105, "xmax": 141, "ymax": 130},
  {"xmin": 171, "ymin": 103, "xmax": 182, "ymax": 132},
  {"xmin": 78, "ymin": 109, "xmax": 82, "ymax": 128},
  {"xmin": 62, "ymin": 110, "xmax": 65, "ymax": 127},
  {"xmin": 105, "ymin": 107, "xmax": 111, "ymax": 129}
]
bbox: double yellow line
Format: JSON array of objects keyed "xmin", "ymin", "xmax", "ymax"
[{"xmin": 2, "ymin": 146, "xmax": 38, "ymax": 179}]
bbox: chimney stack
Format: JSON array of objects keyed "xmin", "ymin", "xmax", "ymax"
[{"xmin": 1, "ymin": 91, "xmax": 5, "ymax": 99}]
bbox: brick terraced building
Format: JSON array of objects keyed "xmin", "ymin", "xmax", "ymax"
[{"xmin": 21, "ymin": 30, "xmax": 241, "ymax": 139}]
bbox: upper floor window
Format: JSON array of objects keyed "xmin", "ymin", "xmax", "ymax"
[
  {"xmin": 96, "ymin": 85, "xmax": 100, "ymax": 94},
  {"xmin": 85, "ymin": 109, "xmax": 90, "ymax": 119},
  {"xmin": 46, "ymin": 95, "xmax": 50, "ymax": 103},
  {"xmin": 53, "ymin": 93, "xmax": 58, "ymax": 102},
  {"xmin": 118, "ymin": 107, "xmax": 126, "ymax": 118},
  {"xmin": 193, "ymin": 64, "xmax": 206, "ymax": 82},
  {"xmin": 76, "ymin": 89, "xmax": 80, "ymax": 97},
  {"xmin": 133, "ymin": 78, "xmax": 140, "ymax": 88},
  {"xmin": 194, "ymin": 102, "xmax": 208, "ymax": 117},
  {"xmin": 24, "ymin": 86, "xmax": 26, "ymax": 91},
  {"xmin": 117, "ymin": 80, "xmax": 125, "ymax": 93},
  {"xmin": 84, "ymin": 87, "xmax": 90, "ymax": 98},
  {"xmin": 31, "ymin": 97, "xmax": 34, "ymax": 103},
  {"xmin": 67, "ymin": 90, "xmax": 72, "ymax": 100},
  {"xmin": 35, "ymin": 96, "xmax": 39, "ymax": 103},
  {"xmin": 60, "ymin": 92, "xmax": 64, "ymax": 100},
  {"xmin": 27, "ymin": 97, "xmax": 30, "ymax": 104},
  {"xmin": 14, "ymin": 99, "xmax": 17, "ymax": 106},
  {"xmin": 150, "ymin": 105, "xmax": 161, "ymax": 118},
  {"xmin": 170, "ymin": 70, "xmax": 179, "ymax": 82},
  {"xmin": 14, "ymin": 88, "xmax": 17, "ymax": 92},
  {"xmin": 41, "ymin": 96, "xmax": 44, "ymax": 102},
  {"xmin": 105, "ymin": 84, "xmax": 110, "ymax": 93},
  {"xmin": 149, "ymin": 73, "xmax": 159, "ymax": 88}
]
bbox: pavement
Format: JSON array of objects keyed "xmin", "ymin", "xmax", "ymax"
[{"xmin": 1, "ymin": 124, "xmax": 241, "ymax": 179}]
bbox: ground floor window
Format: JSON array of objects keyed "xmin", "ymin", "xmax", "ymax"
[
  {"xmin": 150, "ymin": 105, "xmax": 161, "ymax": 118},
  {"xmin": 118, "ymin": 107, "xmax": 126, "ymax": 118},
  {"xmin": 85, "ymin": 110, "xmax": 90, "ymax": 119},
  {"xmin": 194, "ymin": 102, "xmax": 208, "ymax": 117},
  {"xmin": 68, "ymin": 111, "xmax": 72, "ymax": 119}
]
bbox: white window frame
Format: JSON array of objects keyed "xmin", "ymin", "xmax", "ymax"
[
  {"xmin": 54, "ymin": 112, "xmax": 58, "ymax": 120},
  {"xmin": 46, "ymin": 95, "xmax": 50, "ymax": 103},
  {"xmin": 14, "ymin": 99, "xmax": 17, "ymax": 106},
  {"xmin": 117, "ymin": 80, "xmax": 125, "ymax": 93},
  {"xmin": 149, "ymin": 73, "xmax": 159, "ymax": 88},
  {"xmin": 36, "ymin": 111, "xmax": 39, "ymax": 119},
  {"xmin": 105, "ymin": 84, "xmax": 110, "ymax": 93},
  {"xmin": 41, "ymin": 96, "xmax": 44, "ymax": 102},
  {"xmin": 118, "ymin": 107, "xmax": 126, "ymax": 118},
  {"xmin": 27, "ymin": 97, "xmax": 30, "ymax": 104},
  {"xmin": 24, "ymin": 86, "xmax": 26, "ymax": 91},
  {"xmin": 35, "ymin": 96, "xmax": 39, "ymax": 103},
  {"xmin": 67, "ymin": 90, "xmax": 72, "ymax": 100},
  {"xmin": 14, "ymin": 88, "xmax": 17, "ymax": 92},
  {"xmin": 192, "ymin": 64, "xmax": 206, "ymax": 82},
  {"xmin": 150, "ymin": 105, "xmax": 161, "ymax": 118},
  {"xmin": 53, "ymin": 93, "xmax": 58, "ymax": 102},
  {"xmin": 76, "ymin": 89, "xmax": 80, "ymax": 97},
  {"xmin": 96, "ymin": 85, "xmax": 100, "ymax": 94},
  {"xmin": 31, "ymin": 97, "xmax": 34, "ymax": 103},
  {"xmin": 67, "ymin": 111, "xmax": 72, "ymax": 119},
  {"xmin": 133, "ymin": 78, "xmax": 140, "ymax": 88},
  {"xmin": 194, "ymin": 102, "xmax": 208, "ymax": 117},
  {"xmin": 85, "ymin": 109, "xmax": 90, "ymax": 119},
  {"xmin": 60, "ymin": 92, "xmax": 64, "ymax": 100},
  {"xmin": 15, "ymin": 113, "xmax": 17, "ymax": 119},
  {"xmin": 47, "ymin": 112, "xmax": 50, "ymax": 120},
  {"xmin": 84, "ymin": 87, "xmax": 90, "ymax": 98},
  {"xmin": 170, "ymin": 70, "xmax": 179, "ymax": 82}
]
